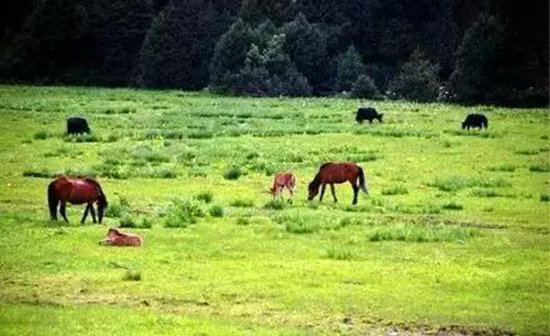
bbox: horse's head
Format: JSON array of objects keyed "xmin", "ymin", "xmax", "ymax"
[{"xmin": 307, "ymin": 180, "xmax": 319, "ymax": 200}]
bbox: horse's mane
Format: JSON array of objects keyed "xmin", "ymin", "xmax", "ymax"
[
  {"xmin": 83, "ymin": 177, "xmax": 107, "ymax": 205},
  {"xmin": 319, "ymin": 162, "xmax": 333, "ymax": 170}
]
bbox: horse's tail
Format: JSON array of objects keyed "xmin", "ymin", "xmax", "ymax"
[
  {"xmin": 48, "ymin": 181, "xmax": 58, "ymax": 220},
  {"xmin": 358, "ymin": 166, "xmax": 368, "ymax": 194}
]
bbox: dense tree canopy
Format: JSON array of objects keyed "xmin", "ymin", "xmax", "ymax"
[{"xmin": 0, "ymin": 0, "xmax": 547, "ymax": 106}]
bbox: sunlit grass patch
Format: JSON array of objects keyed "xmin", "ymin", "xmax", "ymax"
[
  {"xmin": 429, "ymin": 175, "xmax": 510, "ymax": 192},
  {"xmin": 368, "ymin": 224, "xmax": 478, "ymax": 243}
]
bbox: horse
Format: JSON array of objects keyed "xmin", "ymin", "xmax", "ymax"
[
  {"xmin": 270, "ymin": 172, "xmax": 296, "ymax": 200},
  {"xmin": 308, "ymin": 162, "xmax": 368, "ymax": 205},
  {"xmin": 462, "ymin": 113, "xmax": 488, "ymax": 130},
  {"xmin": 48, "ymin": 176, "xmax": 108, "ymax": 224}
]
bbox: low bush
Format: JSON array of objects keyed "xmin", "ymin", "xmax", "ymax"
[{"xmin": 442, "ymin": 201, "xmax": 463, "ymax": 210}]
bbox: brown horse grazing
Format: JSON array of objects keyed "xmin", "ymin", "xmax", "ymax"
[
  {"xmin": 308, "ymin": 162, "xmax": 368, "ymax": 205},
  {"xmin": 270, "ymin": 173, "xmax": 296, "ymax": 200},
  {"xmin": 48, "ymin": 176, "xmax": 108, "ymax": 224}
]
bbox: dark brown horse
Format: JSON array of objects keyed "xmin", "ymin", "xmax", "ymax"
[
  {"xmin": 308, "ymin": 162, "xmax": 368, "ymax": 204},
  {"xmin": 48, "ymin": 176, "xmax": 108, "ymax": 224}
]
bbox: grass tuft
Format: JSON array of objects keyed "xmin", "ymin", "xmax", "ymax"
[
  {"xmin": 368, "ymin": 224, "xmax": 477, "ymax": 243},
  {"xmin": 223, "ymin": 166, "xmax": 242, "ymax": 180}
]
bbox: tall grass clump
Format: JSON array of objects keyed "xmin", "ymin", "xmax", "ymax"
[
  {"xmin": 529, "ymin": 163, "xmax": 550, "ymax": 172},
  {"xmin": 264, "ymin": 199, "xmax": 287, "ymax": 210},
  {"xmin": 540, "ymin": 194, "xmax": 550, "ymax": 202},
  {"xmin": 195, "ymin": 191, "xmax": 213, "ymax": 203},
  {"xmin": 230, "ymin": 199, "xmax": 254, "ymax": 207},
  {"xmin": 442, "ymin": 201, "xmax": 463, "ymax": 210},
  {"xmin": 106, "ymin": 195, "xmax": 131, "ymax": 218},
  {"xmin": 209, "ymin": 204, "xmax": 224, "ymax": 217},
  {"xmin": 368, "ymin": 224, "xmax": 477, "ymax": 243},
  {"xmin": 276, "ymin": 212, "xmax": 320, "ymax": 234},
  {"xmin": 322, "ymin": 247, "xmax": 355, "ymax": 260},
  {"xmin": 163, "ymin": 198, "xmax": 206, "ymax": 228},
  {"xmin": 223, "ymin": 166, "xmax": 242, "ymax": 180},
  {"xmin": 123, "ymin": 269, "xmax": 141, "ymax": 281}
]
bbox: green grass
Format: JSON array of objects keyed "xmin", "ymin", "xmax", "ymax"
[{"xmin": 0, "ymin": 85, "xmax": 549, "ymax": 335}]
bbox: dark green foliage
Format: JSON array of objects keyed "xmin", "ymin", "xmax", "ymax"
[
  {"xmin": 389, "ymin": 50, "xmax": 440, "ymax": 102},
  {"xmin": 195, "ymin": 192, "xmax": 213, "ymax": 204},
  {"xmin": 336, "ymin": 45, "xmax": 365, "ymax": 92},
  {"xmin": 223, "ymin": 166, "xmax": 242, "ymax": 180},
  {"xmin": 281, "ymin": 14, "xmax": 330, "ymax": 93},
  {"xmin": 231, "ymin": 34, "xmax": 311, "ymax": 96},
  {"xmin": 123, "ymin": 269, "xmax": 141, "ymax": 281},
  {"xmin": 163, "ymin": 198, "xmax": 206, "ymax": 228},
  {"xmin": 210, "ymin": 19, "xmax": 255, "ymax": 91},
  {"xmin": 351, "ymin": 75, "xmax": 380, "ymax": 99},
  {"xmin": 208, "ymin": 204, "xmax": 224, "ymax": 217},
  {"xmin": 138, "ymin": 0, "xmax": 221, "ymax": 89}
]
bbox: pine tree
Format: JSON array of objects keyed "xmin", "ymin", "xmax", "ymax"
[
  {"xmin": 336, "ymin": 45, "xmax": 366, "ymax": 92},
  {"xmin": 139, "ymin": 0, "xmax": 221, "ymax": 89},
  {"xmin": 281, "ymin": 14, "xmax": 330, "ymax": 93},
  {"xmin": 389, "ymin": 50, "xmax": 440, "ymax": 102},
  {"xmin": 449, "ymin": 15, "xmax": 504, "ymax": 104},
  {"xmin": 209, "ymin": 18, "xmax": 255, "ymax": 91}
]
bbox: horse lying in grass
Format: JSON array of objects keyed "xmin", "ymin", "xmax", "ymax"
[
  {"xmin": 99, "ymin": 228, "xmax": 142, "ymax": 247},
  {"xmin": 270, "ymin": 172, "xmax": 296, "ymax": 200},
  {"xmin": 308, "ymin": 162, "xmax": 368, "ymax": 205},
  {"xmin": 48, "ymin": 176, "xmax": 108, "ymax": 224}
]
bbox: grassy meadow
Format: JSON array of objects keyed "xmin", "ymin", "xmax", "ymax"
[{"xmin": 0, "ymin": 85, "xmax": 548, "ymax": 335}]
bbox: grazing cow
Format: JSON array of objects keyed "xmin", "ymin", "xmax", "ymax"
[
  {"xmin": 270, "ymin": 172, "xmax": 296, "ymax": 200},
  {"xmin": 462, "ymin": 114, "xmax": 488, "ymax": 130},
  {"xmin": 100, "ymin": 228, "xmax": 142, "ymax": 247},
  {"xmin": 67, "ymin": 117, "xmax": 90, "ymax": 134},
  {"xmin": 356, "ymin": 107, "xmax": 383, "ymax": 124}
]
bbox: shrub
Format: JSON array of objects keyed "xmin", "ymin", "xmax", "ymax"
[
  {"xmin": 223, "ymin": 166, "xmax": 242, "ymax": 180},
  {"xmin": 195, "ymin": 191, "xmax": 213, "ymax": 203},
  {"xmin": 119, "ymin": 215, "xmax": 137, "ymax": 228},
  {"xmin": 540, "ymin": 194, "xmax": 550, "ymax": 202},
  {"xmin": 236, "ymin": 216, "xmax": 250, "ymax": 226},
  {"xmin": 388, "ymin": 50, "xmax": 440, "ymax": 102},
  {"xmin": 163, "ymin": 199, "xmax": 206, "ymax": 228},
  {"xmin": 209, "ymin": 204, "xmax": 224, "ymax": 217},
  {"xmin": 351, "ymin": 74, "xmax": 380, "ymax": 99}
]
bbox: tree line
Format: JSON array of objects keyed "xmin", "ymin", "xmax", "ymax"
[{"xmin": 0, "ymin": 0, "xmax": 547, "ymax": 106}]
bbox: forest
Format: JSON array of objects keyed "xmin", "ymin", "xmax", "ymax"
[{"xmin": 0, "ymin": 0, "xmax": 548, "ymax": 107}]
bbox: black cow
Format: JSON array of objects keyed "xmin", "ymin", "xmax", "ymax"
[
  {"xmin": 67, "ymin": 117, "xmax": 90, "ymax": 134},
  {"xmin": 461, "ymin": 114, "xmax": 488, "ymax": 130},
  {"xmin": 356, "ymin": 107, "xmax": 383, "ymax": 124}
]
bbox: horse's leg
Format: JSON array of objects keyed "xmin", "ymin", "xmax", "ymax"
[
  {"xmin": 319, "ymin": 183, "xmax": 327, "ymax": 201},
  {"xmin": 80, "ymin": 204, "xmax": 90, "ymax": 224},
  {"xmin": 288, "ymin": 184, "xmax": 294, "ymax": 203},
  {"xmin": 330, "ymin": 184, "xmax": 338, "ymax": 202},
  {"xmin": 351, "ymin": 182, "xmax": 359, "ymax": 205},
  {"xmin": 89, "ymin": 203, "xmax": 97, "ymax": 224},
  {"xmin": 60, "ymin": 202, "xmax": 69, "ymax": 223}
]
